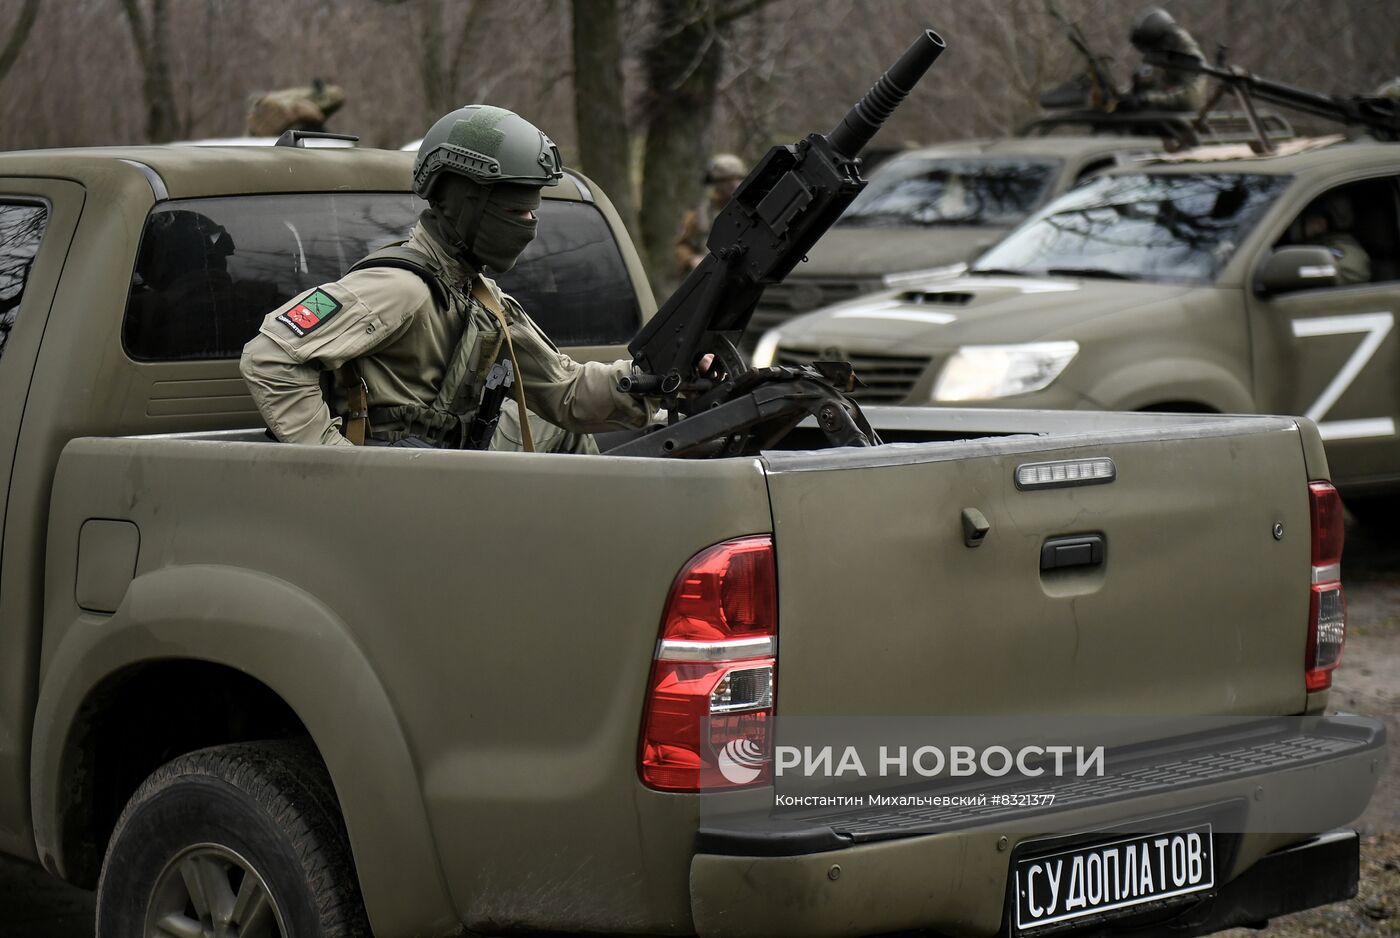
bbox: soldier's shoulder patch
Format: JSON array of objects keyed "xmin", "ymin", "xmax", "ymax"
[{"xmin": 276, "ymin": 289, "xmax": 343, "ymax": 338}]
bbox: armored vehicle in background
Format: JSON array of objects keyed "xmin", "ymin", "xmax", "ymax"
[
  {"xmin": 757, "ymin": 135, "xmax": 1400, "ymax": 512},
  {"xmin": 750, "ymin": 134, "xmax": 1161, "ymax": 336}
]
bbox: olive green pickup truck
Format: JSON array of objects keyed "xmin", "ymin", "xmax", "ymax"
[
  {"xmin": 0, "ymin": 144, "xmax": 1383, "ymax": 938},
  {"xmin": 757, "ymin": 136, "xmax": 1400, "ymax": 516},
  {"xmin": 750, "ymin": 135, "xmax": 1161, "ymax": 335}
]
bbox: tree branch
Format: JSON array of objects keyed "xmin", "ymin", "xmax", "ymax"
[
  {"xmin": 0, "ymin": 0, "xmax": 40, "ymax": 86},
  {"xmin": 119, "ymin": 0, "xmax": 150, "ymax": 67},
  {"xmin": 714, "ymin": 0, "xmax": 771, "ymax": 26},
  {"xmin": 448, "ymin": 0, "xmax": 493, "ymax": 98}
]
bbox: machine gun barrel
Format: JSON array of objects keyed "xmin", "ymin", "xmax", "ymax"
[
  {"xmin": 626, "ymin": 29, "xmax": 944, "ymax": 386},
  {"xmin": 829, "ymin": 30, "xmax": 946, "ymax": 157},
  {"xmin": 1147, "ymin": 49, "xmax": 1400, "ymax": 142}
]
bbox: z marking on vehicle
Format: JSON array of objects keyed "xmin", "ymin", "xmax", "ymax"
[{"xmin": 1290, "ymin": 311, "xmax": 1395, "ymax": 441}]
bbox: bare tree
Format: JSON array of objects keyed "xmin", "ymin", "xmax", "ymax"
[
  {"xmin": 977, "ymin": 0, "xmax": 1059, "ymax": 122},
  {"xmin": 716, "ymin": 1, "xmax": 818, "ymax": 158},
  {"xmin": 0, "ymin": 0, "xmax": 40, "ymax": 87},
  {"xmin": 120, "ymin": 0, "xmax": 183, "ymax": 142},
  {"xmin": 2, "ymin": 0, "xmax": 1398, "ymax": 162},
  {"xmin": 374, "ymin": 0, "xmax": 496, "ymax": 123},
  {"xmin": 636, "ymin": 0, "xmax": 770, "ymax": 291},
  {"xmin": 571, "ymin": 0, "xmax": 636, "ymax": 233}
]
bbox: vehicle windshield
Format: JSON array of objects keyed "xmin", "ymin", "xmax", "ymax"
[
  {"xmin": 972, "ymin": 172, "xmax": 1292, "ymax": 285},
  {"xmin": 839, "ymin": 157, "xmax": 1059, "ymax": 228}
]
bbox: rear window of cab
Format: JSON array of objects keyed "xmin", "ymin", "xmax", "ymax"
[{"xmin": 122, "ymin": 192, "xmax": 641, "ymax": 361}]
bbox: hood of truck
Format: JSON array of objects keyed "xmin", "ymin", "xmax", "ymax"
[
  {"xmin": 769, "ymin": 274, "xmax": 1196, "ymax": 352},
  {"xmin": 796, "ymin": 225, "xmax": 1009, "ymax": 278}
]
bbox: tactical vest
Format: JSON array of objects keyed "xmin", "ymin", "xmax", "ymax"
[{"xmin": 335, "ymin": 245, "xmax": 506, "ymax": 447}]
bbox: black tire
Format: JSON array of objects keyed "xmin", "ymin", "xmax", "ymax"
[{"xmin": 96, "ymin": 739, "xmax": 371, "ymax": 938}]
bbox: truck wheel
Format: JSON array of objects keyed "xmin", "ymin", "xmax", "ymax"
[{"xmin": 96, "ymin": 740, "xmax": 370, "ymax": 938}]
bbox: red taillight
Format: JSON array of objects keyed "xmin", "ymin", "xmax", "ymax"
[
  {"xmin": 1306, "ymin": 482, "xmax": 1345, "ymax": 692},
  {"xmin": 1309, "ymin": 481, "xmax": 1345, "ymax": 568},
  {"xmin": 640, "ymin": 536, "xmax": 777, "ymax": 792}
]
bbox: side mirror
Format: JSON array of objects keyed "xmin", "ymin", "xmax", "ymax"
[{"xmin": 1255, "ymin": 246, "xmax": 1339, "ymax": 295}]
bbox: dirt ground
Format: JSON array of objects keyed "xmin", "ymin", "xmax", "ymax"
[
  {"xmin": 1219, "ymin": 519, "xmax": 1400, "ymax": 938},
  {"xmin": 1, "ymin": 519, "xmax": 1398, "ymax": 937}
]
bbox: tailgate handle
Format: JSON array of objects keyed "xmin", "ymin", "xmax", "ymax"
[{"xmin": 1040, "ymin": 534, "xmax": 1105, "ymax": 572}]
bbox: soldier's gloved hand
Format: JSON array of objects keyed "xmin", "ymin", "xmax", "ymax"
[{"xmin": 697, "ymin": 352, "xmax": 730, "ymax": 383}]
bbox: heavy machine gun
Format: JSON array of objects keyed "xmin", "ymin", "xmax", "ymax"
[
  {"xmin": 607, "ymin": 29, "xmax": 945, "ymax": 459},
  {"xmin": 1145, "ymin": 48, "xmax": 1400, "ymax": 148}
]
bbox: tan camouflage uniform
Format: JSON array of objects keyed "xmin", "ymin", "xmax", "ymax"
[
  {"xmin": 247, "ymin": 82, "xmax": 346, "ymax": 137},
  {"xmin": 1318, "ymin": 232, "xmax": 1372, "ymax": 286},
  {"xmin": 240, "ymin": 223, "xmax": 649, "ymax": 449},
  {"xmin": 1131, "ymin": 22, "xmax": 1208, "ymax": 112}
]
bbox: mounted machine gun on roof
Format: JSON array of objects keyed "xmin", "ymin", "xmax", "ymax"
[
  {"xmin": 608, "ymin": 29, "xmax": 946, "ymax": 458},
  {"xmin": 1026, "ymin": 4, "xmax": 1294, "ymax": 150},
  {"xmin": 1144, "ymin": 47, "xmax": 1400, "ymax": 151}
]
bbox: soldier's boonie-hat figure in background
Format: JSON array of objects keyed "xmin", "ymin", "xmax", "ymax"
[
  {"xmin": 239, "ymin": 105, "xmax": 653, "ymax": 452},
  {"xmin": 704, "ymin": 153, "xmax": 746, "ymax": 185},
  {"xmin": 676, "ymin": 153, "xmax": 749, "ymax": 276},
  {"xmin": 246, "ymin": 78, "xmax": 346, "ymax": 137}
]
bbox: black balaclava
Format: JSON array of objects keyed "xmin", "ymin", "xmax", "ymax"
[{"xmin": 422, "ymin": 175, "xmax": 541, "ymax": 275}]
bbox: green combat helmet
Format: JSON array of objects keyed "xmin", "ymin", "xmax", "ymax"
[
  {"xmin": 412, "ymin": 105, "xmax": 564, "ymax": 198},
  {"xmin": 1129, "ymin": 7, "xmax": 1176, "ymax": 52}
]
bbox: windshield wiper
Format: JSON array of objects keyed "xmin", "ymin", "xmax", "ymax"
[{"xmin": 1045, "ymin": 266, "xmax": 1135, "ymax": 281}]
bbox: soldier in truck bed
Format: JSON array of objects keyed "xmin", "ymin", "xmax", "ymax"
[
  {"xmin": 239, "ymin": 105, "xmax": 654, "ymax": 452},
  {"xmin": 1116, "ymin": 7, "xmax": 1208, "ymax": 113}
]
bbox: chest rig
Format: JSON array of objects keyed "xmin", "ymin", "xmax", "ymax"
[{"xmin": 333, "ymin": 245, "xmax": 509, "ymax": 448}]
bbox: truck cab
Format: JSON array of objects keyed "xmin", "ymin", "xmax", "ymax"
[
  {"xmin": 758, "ymin": 137, "xmax": 1400, "ymax": 506},
  {"xmin": 750, "ymin": 135, "xmax": 1163, "ymax": 335}
]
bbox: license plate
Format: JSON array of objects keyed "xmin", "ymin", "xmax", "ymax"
[{"xmin": 1014, "ymin": 824, "xmax": 1214, "ymax": 932}]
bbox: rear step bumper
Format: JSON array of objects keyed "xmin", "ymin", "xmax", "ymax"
[{"xmin": 688, "ymin": 715, "xmax": 1383, "ymax": 938}]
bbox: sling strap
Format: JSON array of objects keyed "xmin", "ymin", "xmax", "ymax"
[
  {"xmin": 471, "ymin": 279, "xmax": 535, "ymax": 453},
  {"xmin": 333, "ymin": 363, "xmax": 370, "ymax": 445},
  {"xmin": 348, "ymin": 246, "xmax": 450, "ymax": 308}
]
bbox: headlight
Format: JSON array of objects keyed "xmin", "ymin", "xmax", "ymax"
[
  {"xmin": 751, "ymin": 330, "xmax": 781, "ymax": 368},
  {"xmin": 932, "ymin": 342, "xmax": 1079, "ymax": 402},
  {"xmin": 881, "ymin": 263, "xmax": 967, "ymax": 287}
]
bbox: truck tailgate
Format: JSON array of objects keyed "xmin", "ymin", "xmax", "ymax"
[{"xmin": 763, "ymin": 415, "xmax": 1313, "ymax": 721}]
